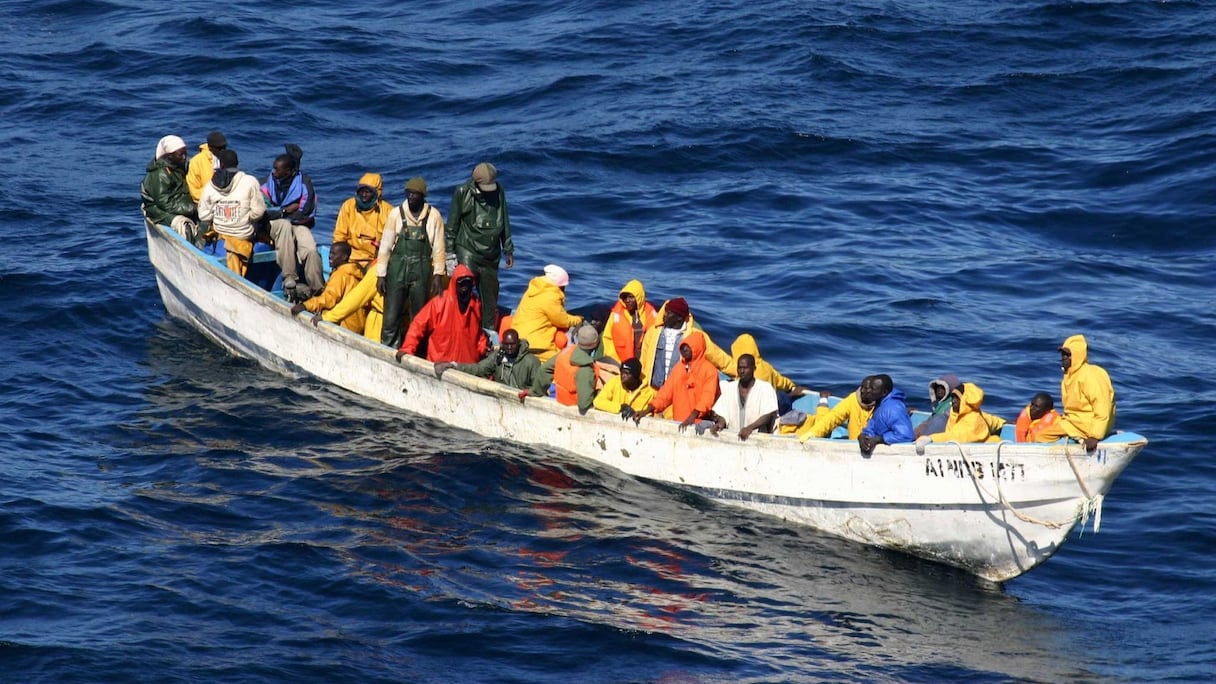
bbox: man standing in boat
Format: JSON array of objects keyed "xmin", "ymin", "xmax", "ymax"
[
  {"xmin": 1033, "ymin": 334, "xmax": 1116, "ymax": 451},
  {"xmin": 857, "ymin": 375, "xmax": 915, "ymax": 456},
  {"xmin": 446, "ymin": 162, "xmax": 514, "ymax": 331},
  {"xmin": 378, "ymin": 177, "xmax": 446, "ymax": 349},
  {"xmin": 395, "ymin": 264, "xmax": 490, "ymax": 365}
]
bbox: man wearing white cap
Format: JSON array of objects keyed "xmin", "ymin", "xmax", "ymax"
[
  {"xmin": 140, "ymin": 135, "xmax": 198, "ymax": 240},
  {"xmin": 510, "ymin": 264, "xmax": 583, "ymax": 363},
  {"xmin": 446, "ymin": 161, "xmax": 514, "ymax": 329}
]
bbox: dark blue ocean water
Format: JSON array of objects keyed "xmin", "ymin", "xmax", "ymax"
[{"xmin": 2, "ymin": 1, "xmax": 1213, "ymax": 681}]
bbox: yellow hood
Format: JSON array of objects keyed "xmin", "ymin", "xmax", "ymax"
[
  {"xmin": 952, "ymin": 382, "xmax": 985, "ymax": 418},
  {"xmin": 357, "ymin": 172, "xmax": 384, "ymax": 199},
  {"xmin": 1061, "ymin": 334, "xmax": 1089, "ymax": 376},
  {"xmin": 730, "ymin": 333, "xmax": 760, "ymax": 359},
  {"xmin": 619, "ymin": 279, "xmax": 647, "ymax": 309}
]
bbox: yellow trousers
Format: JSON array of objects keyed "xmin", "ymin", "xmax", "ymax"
[{"xmin": 224, "ymin": 237, "xmax": 253, "ymax": 276}]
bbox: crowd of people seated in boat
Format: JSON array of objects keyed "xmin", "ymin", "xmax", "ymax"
[{"xmin": 140, "ymin": 132, "xmax": 1117, "ymax": 453}]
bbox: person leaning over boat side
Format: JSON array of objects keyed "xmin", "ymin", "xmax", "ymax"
[
  {"xmin": 538, "ymin": 324, "xmax": 604, "ymax": 415},
  {"xmin": 196, "ymin": 149, "xmax": 264, "ymax": 276},
  {"xmin": 593, "ymin": 357, "xmax": 656, "ymax": 420},
  {"xmin": 796, "ymin": 377, "xmax": 877, "ymax": 442},
  {"xmin": 140, "ymin": 134, "xmax": 198, "ymax": 240},
  {"xmin": 1014, "ymin": 391, "xmax": 1061, "ymax": 442},
  {"xmin": 914, "ymin": 382, "xmax": 1002, "ymax": 447},
  {"xmin": 186, "ymin": 130, "xmax": 227, "ymax": 203},
  {"xmin": 315, "ymin": 263, "xmax": 382, "ymax": 340},
  {"xmin": 913, "ymin": 373, "xmax": 962, "ymax": 438},
  {"xmin": 395, "ymin": 264, "xmax": 489, "ymax": 365},
  {"xmin": 708, "ymin": 353, "xmax": 779, "ymax": 441},
  {"xmin": 857, "ymin": 374, "xmax": 915, "ymax": 456},
  {"xmin": 601, "ymin": 279, "xmax": 658, "ymax": 363},
  {"xmin": 260, "ymin": 144, "xmax": 325, "ymax": 302},
  {"xmin": 290, "ymin": 242, "xmax": 366, "ymax": 333},
  {"xmin": 511, "ymin": 265, "xmax": 583, "ymax": 363},
  {"xmin": 729, "ymin": 333, "xmax": 811, "ymax": 413},
  {"xmin": 639, "ymin": 297, "xmax": 735, "ymax": 395},
  {"xmin": 1031, "ymin": 334, "xmax": 1116, "ymax": 451},
  {"xmin": 632, "ymin": 331, "xmax": 721, "ymax": 432},
  {"xmin": 377, "ymin": 177, "xmax": 446, "ymax": 349},
  {"xmin": 446, "ymin": 161, "xmax": 514, "ymax": 330},
  {"xmin": 333, "ymin": 173, "xmax": 393, "ymax": 270},
  {"xmin": 435, "ymin": 328, "xmax": 543, "ymax": 396}
]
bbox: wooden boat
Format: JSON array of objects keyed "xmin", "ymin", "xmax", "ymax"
[{"xmin": 144, "ymin": 219, "xmax": 1146, "ymax": 583}]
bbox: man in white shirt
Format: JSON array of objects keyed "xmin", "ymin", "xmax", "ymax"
[{"xmin": 709, "ymin": 354, "xmax": 778, "ymax": 441}]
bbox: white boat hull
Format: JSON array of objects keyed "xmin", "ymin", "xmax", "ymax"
[{"xmin": 146, "ymin": 220, "xmax": 1145, "ymax": 582}]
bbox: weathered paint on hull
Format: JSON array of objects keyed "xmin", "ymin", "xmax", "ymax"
[{"xmin": 146, "ymin": 221, "xmax": 1144, "ymax": 582}]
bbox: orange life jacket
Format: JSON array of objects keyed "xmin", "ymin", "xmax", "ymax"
[
  {"xmin": 609, "ymin": 301, "xmax": 657, "ymax": 360},
  {"xmin": 553, "ymin": 346, "xmax": 580, "ymax": 406},
  {"xmin": 1015, "ymin": 405, "xmax": 1060, "ymax": 442}
]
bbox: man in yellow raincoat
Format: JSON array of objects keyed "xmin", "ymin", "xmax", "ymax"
[
  {"xmin": 511, "ymin": 265, "xmax": 583, "ymax": 362},
  {"xmin": 332, "ymin": 173, "xmax": 393, "ymax": 268}
]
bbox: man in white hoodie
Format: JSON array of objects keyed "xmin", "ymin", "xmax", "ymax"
[{"xmin": 198, "ymin": 149, "xmax": 265, "ymax": 275}]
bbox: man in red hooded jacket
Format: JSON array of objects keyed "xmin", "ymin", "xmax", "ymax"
[
  {"xmin": 395, "ymin": 264, "xmax": 489, "ymax": 364},
  {"xmin": 632, "ymin": 331, "xmax": 721, "ymax": 431}
]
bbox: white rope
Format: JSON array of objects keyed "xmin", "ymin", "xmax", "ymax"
[{"xmin": 947, "ymin": 441, "xmax": 1102, "ymax": 532}]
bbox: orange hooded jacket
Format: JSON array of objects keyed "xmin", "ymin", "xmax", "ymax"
[{"xmin": 648, "ymin": 331, "xmax": 721, "ymax": 422}]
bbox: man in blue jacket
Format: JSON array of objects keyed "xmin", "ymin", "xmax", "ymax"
[
  {"xmin": 261, "ymin": 144, "xmax": 324, "ymax": 302},
  {"xmin": 858, "ymin": 374, "xmax": 915, "ymax": 457}
]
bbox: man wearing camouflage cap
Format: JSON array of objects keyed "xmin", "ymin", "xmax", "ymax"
[{"xmin": 446, "ymin": 161, "xmax": 515, "ymax": 330}]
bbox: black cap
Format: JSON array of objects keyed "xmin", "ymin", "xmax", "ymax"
[{"xmin": 206, "ymin": 131, "xmax": 227, "ymax": 149}]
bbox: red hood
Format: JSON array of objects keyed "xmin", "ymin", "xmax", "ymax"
[{"xmin": 449, "ymin": 264, "xmax": 476, "ymax": 295}]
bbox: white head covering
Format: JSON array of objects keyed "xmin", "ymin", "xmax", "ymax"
[
  {"xmin": 543, "ymin": 264, "xmax": 569, "ymax": 288},
  {"xmin": 155, "ymin": 135, "xmax": 187, "ymax": 160}
]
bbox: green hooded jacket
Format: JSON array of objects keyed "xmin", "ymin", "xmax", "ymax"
[
  {"xmin": 446, "ymin": 180, "xmax": 513, "ymax": 265},
  {"xmin": 141, "ymin": 157, "xmax": 197, "ymax": 225}
]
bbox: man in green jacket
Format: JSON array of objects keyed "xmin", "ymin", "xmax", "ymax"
[
  {"xmin": 435, "ymin": 328, "xmax": 543, "ymax": 396},
  {"xmin": 140, "ymin": 134, "xmax": 199, "ymax": 241},
  {"xmin": 446, "ymin": 162, "xmax": 514, "ymax": 330}
]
